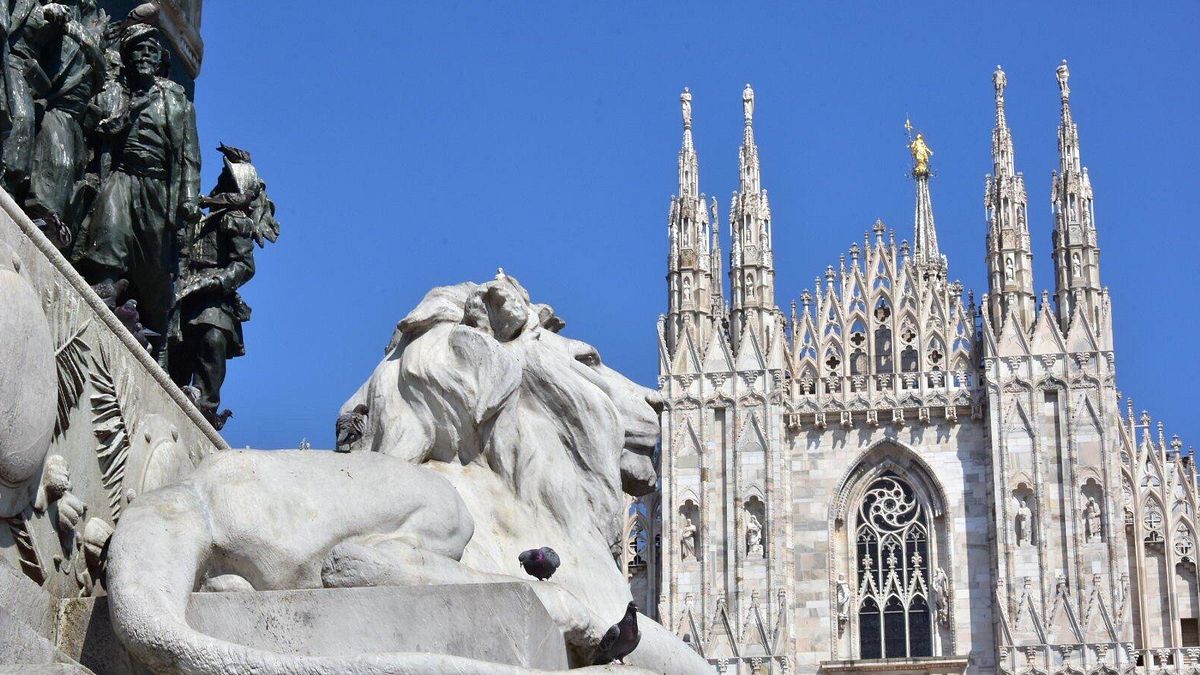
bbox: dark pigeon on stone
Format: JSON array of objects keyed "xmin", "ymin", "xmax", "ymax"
[
  {"xmin": 122, "ymin": 2, "xmax": 158, "ymax": 27},
  {"xmin": 114, "ymin": 299, "xmax": 157, "ymax": 349},
  {"xmin": 518, "ymin": 546, "xmax": 560, "ymax": 581},
  {"xmin": 92, "ymin": 278, "xmax": 130, "ymax": 309},
  {"xmin": 335, "ymin": 404, "xmax": 369, "ymax": 452},
  {"xmin": 217, "ymin": 142, "xmax": 253, "ymax": 164},
  {"xmin": 593, "ymin": 601, "xmax": 641, "ymax": 665},
  {"xmin": 181, "ymin": 385, "xmax": 202, "ymax": 405}
]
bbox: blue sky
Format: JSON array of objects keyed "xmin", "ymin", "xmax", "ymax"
[{"xmin": 194, "ymin": 3, "xmax": 1200, "ymax": 450}]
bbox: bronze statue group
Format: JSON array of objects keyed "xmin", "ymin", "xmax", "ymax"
[{"xmin": 0, "ymin": 2, "xmax": 279, "ymax": 429}]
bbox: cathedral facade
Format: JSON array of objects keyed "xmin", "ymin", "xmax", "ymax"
[{"xmin": 650, "ymin": 64, "xmax": 1200, "ymax": 674}]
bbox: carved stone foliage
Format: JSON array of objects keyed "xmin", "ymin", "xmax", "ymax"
[
  {"xmin": 2, "ymin": 513, "xmax": 45, "ymax": 585},
  {"xmin": 49, "ymin": 283, "xmax": 91, "ymax": 439},
  {"xmin": 90, "ymin": 346, "xmax": 138, "ymax": 520}
]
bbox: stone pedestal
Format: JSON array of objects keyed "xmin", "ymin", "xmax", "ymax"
[
  {"xmin": 186, "ymin": 582, "xmax": 569, "ymax": 668},
  {"xmin": 57, "ymin": 582, "xmax": 570, "ymax": 674}
]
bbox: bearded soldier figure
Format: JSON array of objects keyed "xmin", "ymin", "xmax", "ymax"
[
  {"xmin": 170, "ymin": 143, "xmax": 279, "ymax": 429},
  {"xmin": 72, "ymin": 22, "xmax": 200, "ymax": 363}
]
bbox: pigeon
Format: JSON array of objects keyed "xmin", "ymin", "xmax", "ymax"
[
  {"xmin": 91, "ymin": 278, "xmax": 130, "ymax": 309},
  {"xmin": 204, "ymin": 408, "xmax": 233, "ymax": 431},
  {"xmin": 518, "ymin": 546, "xmax": 560, "ymax": 581},
  {"xmin": 335, "ymin": 404, "xmax": 369, "ymax": 452},
  {"xmin": 120, "ymin": 2, "xmax": 158, "ymax": 28},
  {"xmin": 180, "ymin": 385, "xmax": 202, "ymax": 405},
  {"xmin": 217, "ymin": 142, "xmax": 253, "ymax": 164},
  {"xmin": 32, "ymin": 212, "xmax": 71, "ymax": 249},
  {"xmin": 114, "ymin": 299, "xmax": 156, "ymax": 348},
  {"xmin": 592, "ymin": 601, "xmax": 641, "ymax": 665}
]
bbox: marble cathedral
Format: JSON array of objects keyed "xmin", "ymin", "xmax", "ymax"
[{"xmin": 642, "ymin": 63, "xmax": 1200, "ymax": 674}]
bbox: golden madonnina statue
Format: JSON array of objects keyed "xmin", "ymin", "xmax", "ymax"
[{"xmin": 909, "ymin": 132, "xmax": 933, "ymax": 177}]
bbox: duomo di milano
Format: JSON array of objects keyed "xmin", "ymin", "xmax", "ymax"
[{"xmin": 622, "ymin": 62, "xmax": 1200, "ymax": 674}]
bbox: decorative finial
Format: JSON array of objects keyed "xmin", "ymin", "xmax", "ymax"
[
  {"xmin": 1056, "ymin": 60, "xmax": 1070, "ymax": 101},
  {"xmin": 742, "ymin": 84, "xmax": 755, "ymax": 124},
  {"xmin": 908, "ymin": 129, "xmax": 933, "ymax": 177},
  {"xmin": 993, "ymin": 65, "xmax": 1007, "ymax": 97},
  {"xmin": 873, "ymin": 219, "xmax": 886, "ymax": 236},
  {"xmin": 681, "ymin": 87, "xmax": 693, "ymax": 130},
  {"xmin": 800, "ymin": 290, "xmax": 812, "ymax": 307}
]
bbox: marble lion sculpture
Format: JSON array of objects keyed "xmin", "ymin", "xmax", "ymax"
[{"xmin": 107, "ymin": 273, "xmax": 711, "ymax": 674}]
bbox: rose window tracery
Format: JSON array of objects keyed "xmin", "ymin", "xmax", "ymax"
[{"xmin": 856, "ymin": 474, "xmax": 934, "ymax": 659}]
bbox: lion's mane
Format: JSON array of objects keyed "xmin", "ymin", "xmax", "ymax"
[{"xmin": 350, "ymin": 274, "xmax": 637, "ymax": 543}]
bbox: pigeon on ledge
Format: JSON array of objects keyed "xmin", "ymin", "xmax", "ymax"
[
  {"xmin": 114, "ymin": 299, "xmax": 157, "ymax": 349},
  {"xmin": 593, "ymin": 601, "xmax": 641, "ymax": 665},
  {"xmin": 335, "ymin": 404, "xmax": 369, "ymax": 452},
  {"xmin": 518, "ymin": 547, "xmax": 560, "ymax": 581},
  {"xmin": 91, "ymin": 278, "xmax": 130, "ymax": 309}
]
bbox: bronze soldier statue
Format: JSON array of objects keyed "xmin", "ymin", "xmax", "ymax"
[
  {"xmin": 71, "ymin": 21, "xmax": 200, "ymax": 363},
  {"xmin": 25, "ymin": 1, "xmax": 107, "ymax": 237},
  {"xmin": 169, "ymin": 144, "xmax": 278, "ymax": 429},
  {"xmin": 1, "ymin": 0, "xmax": 44, "ymax": 198}
]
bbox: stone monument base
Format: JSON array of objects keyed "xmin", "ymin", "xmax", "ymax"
[{"xmin": 56, "ymin": 582, "xmax": 571, "ymax": 674}]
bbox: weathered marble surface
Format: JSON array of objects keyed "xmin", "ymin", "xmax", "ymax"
[
  {"xmin": 184, "ymin": 583, "xmax": 568, "ymax": 668},
  {"xmin": 59, "ymin": 584, "xmax": 573, "ymax": 674},
  {"xmin": 101, "ymin": 274, "xmax": 709, "ymax": 673},
  {"xmin": 0, "ymin": 180, "xmax": 225, "ymax": 671}
]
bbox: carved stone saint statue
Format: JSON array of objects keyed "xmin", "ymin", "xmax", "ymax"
[
  {"xmin": 1085, "ymin": 496, "xmax": 1102, "ymax": 542},
  {"xmin": 681, "ymin": 516, "xmax": 698, "ymax": 561},
  {"xmin": 933, "ymin": 567, "xmax": 949, "ymax": 627},
  {"xmin": 746, "ymin": 512, "xmax": 763, "ymax": 557},
  {"xmin": 835, "ymin": 573, "xmax": 850, "ymax": 623},
  {"xmin": 1014, "ymin": 496, "xmax": 1033, "ymax": 546},
  {"xmin": 680, "ymin": 87, "xmax": 692, "ymax": 129},
  {"xmin": 169, "ymin": 144, "xmax": 279, "ymax": 429}
]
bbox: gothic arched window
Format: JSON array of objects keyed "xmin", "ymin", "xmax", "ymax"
[{"xmin": 856, "ymin": 474, "xmax": 933, "ymax": 659}]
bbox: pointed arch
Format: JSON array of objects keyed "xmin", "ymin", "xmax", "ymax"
[
  {"xmin": 735, "ymin": 413, "xmax": 768, "ymax": 454},
  {"xmin": 830, "ymin": 439, "xmax": 949, "ymax": 527},
  {"xmin": 1143, "ymin": 494, "xmax": 1167, "ymax": 543}
]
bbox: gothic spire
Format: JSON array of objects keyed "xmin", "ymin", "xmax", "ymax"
[
  {"xmin": 1056, "ymin": 61, "xmax": 1082, "ymax": 176},
  {"xmin": 729, "ymin": 84, "xmax": 777, "ymax": 350},
  {"xmin": 985, "ymin": 65, "xmax": 1036, "ymax": 333},
  {"xmin": 679, "ymin": 87, "xmax": 698, "ymax": 199},
  {"xmin": 739, "ymin": 83, "xmax": 761, "ymax": 195},
  {"xmin": 908, "ymin": 124, "xmax": 945, "ymax": 280},
  {"xmin": 1050, "ymin": 60, "xmax": 1103, "ymax": 333},
  {"xmin": 992, "ymin": 66, "xmax": 1015, "ymax": 177},
  {"xmin": 709, "ymin": 196, "xmax": 726, "ymax": 318},
  {"xmin": 665, "ymin": 87, "xmax": 718, "ymax": 356}
]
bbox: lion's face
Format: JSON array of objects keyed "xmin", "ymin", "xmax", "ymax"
[{"xmin": 349, "ymin": 274, "xmax": 661, "ymax": 536}]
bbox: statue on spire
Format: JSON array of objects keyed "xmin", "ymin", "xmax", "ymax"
[
  {"xmin": 1056, "ymin": 60, "xmax": 1070, "ymax": 100},
  {"xmin": 908, "ymin": 131, "xmax": 933, "ymax": 177},
  {"xmin": 681, "ymin": 87, "xmax": 692, "ymax": 130},
  {"xmin": 993, "ymin": 65, "xmax": 1007, "ymax": 98},
  {"xmin": 742, "ymin": 84, "xmax": 754, "ymax": 123}
]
